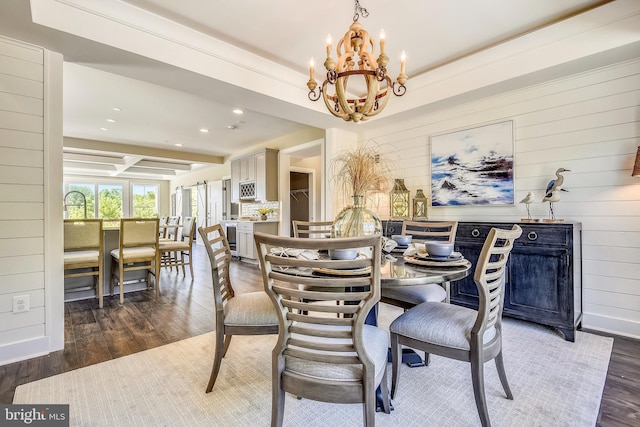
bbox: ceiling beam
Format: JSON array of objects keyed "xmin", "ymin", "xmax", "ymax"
[
  {"xmin": 126, "ymin": 166, "xmax": 176, "ymax": 175},
  {"xmin": 63, "ymin": 152, "xmax": 126, "ymax": 164},
  {"xmin": 135, "ymin": 159, "xmax": 192, "ymax": 171},
  {"xmin": 64, "ymin": 137, "xmax": 224, "ymax": 164},
  {"xmin": 63, "ymin": 161, "xmax": 117, "ymax": 171}
]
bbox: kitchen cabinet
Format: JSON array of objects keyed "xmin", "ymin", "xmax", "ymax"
[
  {"xmin": 451, "ymin": 221, "xmax": 582, "ymax": 341},
  {"xmin": 230, "ymin": 149, "xmax": 278, "ymax": 202},
  {"xmin": 237, "ymin": 221, "xmax": 279, "ymax": 260}
]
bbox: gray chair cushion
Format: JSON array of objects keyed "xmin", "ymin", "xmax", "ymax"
[
  {"xmin": 390, "ymin": 302, "xmax": 496, "ymax": 351},
  {"xmin": 382, "ymin": 284, "xmax": 447, "ymax": 305},
  {"xmin": 224, "ymin": 291, "xmax": 279, "ymax": 327},
  {"xmin": 285, "ymin": 325, "xmax": 389, "ymax": 382}
]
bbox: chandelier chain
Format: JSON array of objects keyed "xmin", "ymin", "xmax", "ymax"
[{"xmin": 353, "ymin": 0, "xmax": 369, "ymax": 21}]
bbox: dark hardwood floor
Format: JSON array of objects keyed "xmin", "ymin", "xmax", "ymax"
[{"xmin": 1, "ymin": 245, "xmax": 638, "ymax": 426}]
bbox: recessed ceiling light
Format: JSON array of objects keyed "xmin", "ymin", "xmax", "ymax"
[
  {"xmin": 100, "ymin": 127, "xmax": 108, "ymax": 131},
  {"xmin": 112, "ymin": 107, "xmax": 121, "ymax": 111},
  {"xmin": 232, "ymin": 108, "xmax": 244, "ymax": 115},
  {"xmin": 106, "ymin": 119, "xmax": 116, "ymax": 123},
  {"xmin": 200, "ymin": 128, "xmax": 209, "ymax": 133},
  {"xmin": 174, "ymin": 143, "xmax": 183, "ymax": 147}
]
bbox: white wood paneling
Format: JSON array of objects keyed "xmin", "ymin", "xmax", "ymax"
[
  {"xmin": 0, "ymin": 147, "xmax": 43, "ymax": 167},
  {"xmin": 0, "ymin": 73, "xmax": 44, "ymax": 98},
  {"xmin": 0, "ymin": 220, "xmax": 43, "ymax": 238},
  {"xmin": 0, "ymin": 307, "xmax": 44, "ymax": 333},
  {"xmin": 0, "ymin": 237, "xmax": 43, "ymax": 257},
  {"xmin": 0, "ymin": 272, "xmax": 44, "ymax": 295},
  {"xmin": 0, "ymin": 128, "xmax": 43, "ymax": 150},
  {"xmin": 0, "ymin": 203, "xmax": 44, "ymax": 220},
  {"xmin": 0, "ymin": 92, "xmax": 43, "ymax": 116},
  {"xmin": 0, "ymin": 255, "xmax": 44, "ymax": 275},
  {"xmin": 0, "ymin": 325, "xmax": 45, "ymax": 347},
  {"xmin": 0, "ymin": 289, "xmax": 44, "ymax": 313},
  {"xmin": 0, "ymin": 184, "xmax": 43, "ymax": 202},
  {"xmin": 0, "ymin": 36, "xmax": 50, "ymax": 365},
  {"xmin": 0, "ymin": 55, "xmax": 43, "ymax": 81},
  {"xmin": 0, "ymin": 38, "xmax": 43, "ymax": 64},
  {"xmin": 362, "ymin": 58, "xmax": 640, "ymax": 338},
  {"xmin": 0, "ymin": 165, "xmax": 44, "ymax": 184}
]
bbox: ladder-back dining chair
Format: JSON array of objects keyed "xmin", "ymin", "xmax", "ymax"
[
  {"xmin": 291, "ymin": 220, "xmax": 333, "ymax": 238},
  {"xmin": 389, "ymin": 224, "xmax": 522, "ymax": 427},
  {"xmin": 254, "ymin": 232, "xmax": 390, "ymax": 427},
  {"xmin": 198, "ymin": 224, "xmax": 279, "ymax": 393},
  {"xmin": 64, "ymin": 219, "xmax": 104, "ymax": 307},
  {"xmin": 160, "ymin": 216, "xmax": 196, "ymax": 279},
  {"xmin": 110, "ymin": 218, "xmax": 160, "ymax": 304},
  {"xmin": 381, "ymin": 220, "xmax": 459, "ymax": 309}
]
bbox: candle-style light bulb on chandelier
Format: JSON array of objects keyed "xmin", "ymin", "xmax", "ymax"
[{"xmin": 307, "ymin": 0, "xmax": 407, "ymax": 123}]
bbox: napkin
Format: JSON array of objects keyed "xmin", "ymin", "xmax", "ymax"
[
  {"xmin": 270, "ymin": 247, "xmax": 319, "ymax": 260},
  {"xmin": 381, "ymin": 236, "xmax": 398, "ymax": 253},
  {"xmin": 403, "ymin": 242, "xmax": 427, "ymax": 257}
]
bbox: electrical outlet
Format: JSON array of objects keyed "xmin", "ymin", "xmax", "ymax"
[{"xmin": 13, "ymin": 295, "xmax": 30, "ymax": 313}]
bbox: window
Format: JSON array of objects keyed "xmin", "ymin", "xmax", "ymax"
[
  {"xmin": 132, "ymin": 184, "xmax": 158, "ymax": 218},
  {"xmin": 98, "ymin": 184, "xmax": 123, "ymax": 228},
  {"xmin": 64, "ymin": 183, "xmax": 94, "ymax": 219}
]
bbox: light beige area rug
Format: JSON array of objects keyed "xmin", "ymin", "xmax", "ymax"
[{"xmin": 14, "ymin": 306, "xmax": 612, "ymax": 427}]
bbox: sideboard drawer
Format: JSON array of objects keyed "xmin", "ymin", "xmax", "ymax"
[{"xmin": 456, "ymin": 223, "xmax": 569, "ymax": 247}]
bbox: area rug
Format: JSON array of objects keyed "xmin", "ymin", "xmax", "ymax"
[{"xmin": 13, "ymin": 306, "xmax": 612, "ymax": 426}]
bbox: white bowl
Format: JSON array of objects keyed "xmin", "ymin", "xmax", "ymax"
[
  {"xmin": 329, "ymin": 248, "xmax": 358, "ymax": 260},
  {"xmin": 391, "ymin": 234, "xmax": 412, "ymax": 246},
  {"xmin": 425, "ymin": 241, "xmax": 454, "ymax": 257}
]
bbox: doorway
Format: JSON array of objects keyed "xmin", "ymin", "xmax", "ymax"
[{"xmin": 289, "ymin": 171, "xmax": 311, "ymax": 236}]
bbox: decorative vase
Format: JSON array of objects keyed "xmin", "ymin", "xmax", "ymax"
[
  {"xmin": 260, "ymin": 214, "xmax": 267, "ymax": 221},
  {"xmin": 332, "ymin": 195, "xmax": 382, "ymax": 238}
]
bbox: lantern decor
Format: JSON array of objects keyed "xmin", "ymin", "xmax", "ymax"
[
  {"xmin": 390, "ymin": 179, "xmax": 410, "ymax": 219},
  {"xmin": 412, "ymin": 189, "xmax": 429, "ymax": 219}
]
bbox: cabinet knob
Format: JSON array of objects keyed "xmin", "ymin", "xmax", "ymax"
[
  {"xmin": 471, "ymin": 229, "xmax": 480, "ymax": 237},
  {"xmin": 527, "ymin": 231, "xmax": 538, "ymax": 241}
]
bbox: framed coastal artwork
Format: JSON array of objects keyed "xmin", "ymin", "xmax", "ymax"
[{"xmin": 430, "ymin": 120, "xmax": 514, "ymax": 206}]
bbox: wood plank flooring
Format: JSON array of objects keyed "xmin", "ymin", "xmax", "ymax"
[{"xmin": 0, "ymin": 245, "xmax": 638, "ymax": 426}]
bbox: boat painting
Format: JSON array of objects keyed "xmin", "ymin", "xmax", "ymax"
[{"xmin": 431, "ymin": 121, "xmax": 514, "ymax": 206}]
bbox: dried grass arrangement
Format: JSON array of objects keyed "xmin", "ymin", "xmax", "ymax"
[{"xmin": 330, "ymin": 144, "xmax": 393, "ymax": 200}]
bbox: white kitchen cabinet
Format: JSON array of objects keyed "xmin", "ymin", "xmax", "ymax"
[
  {"xmin": 230, "ymin": 149, "xmax": 279, "ymax": 202},
  {"xmin": 236, "ymin": 221, "xmax": 279, "ymax": 260}
]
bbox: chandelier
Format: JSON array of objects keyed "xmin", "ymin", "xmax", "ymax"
[{"xmin": 306, "ymin": 0, "xmax": 407, "ymax": 123}]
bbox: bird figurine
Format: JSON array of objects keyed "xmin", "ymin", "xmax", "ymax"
[
  {"xmin": 542, "ymin": 168, "xmax": 570, "ymax": 221},
  {"xmin": 519, "ymin": 191, "xmax": 535, "ymax": 220},
  {"xmin": 545, "ymin": 168, "xmax": 570, "ymax": 196}
]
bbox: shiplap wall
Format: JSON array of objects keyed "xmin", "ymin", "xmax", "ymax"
[
  {"xmin": 359, "ymin": 58, "xmax": 640, "ymax": 338},
  {"xmin": 0, "ymin": 36, "xmax": 63, "ymax": 365}
]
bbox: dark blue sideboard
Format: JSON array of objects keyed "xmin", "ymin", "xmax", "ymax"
[{"xmin": 381, "ymin": 220, "xmax": 583, "ymax": 341}]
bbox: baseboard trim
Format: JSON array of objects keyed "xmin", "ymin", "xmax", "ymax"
[
  {"xmin": 582, "ymin": 313, "xmax": 640, "ymax": 340},
  {"xmin": 0, "ymin": 336, "xmax": 49, "ymax": 367}
]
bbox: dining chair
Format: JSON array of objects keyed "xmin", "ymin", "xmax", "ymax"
[
  {"xmin": 160, "ymin": 216, "xmax": 196, "ymax": 278},
  {"xmin": 254, "ymin": 232, "xmax": 390, "ymax": 427},
  {"xmin": 64, "ymin": 219, "xmax": 104, "ymax": 307},
  {"xmin": 161, "ymin": 215, "xmax": 180, "ymax": 240},
  {"xmin": 381, "ymin": 220, "xmax": 458, "ymax": 309},
  {"xmin": 291, "ymin": 220, "xmax": 333, "ymax": 238},
  {"xmin": 198, "ymin": 224, "xmax": 279, "ymax": 393},
  {"xmin": 389, "ymin": 224, "xmax": 522, "ymax": 427},
  {"xmin": 110, "ymin": 218, "xmax": 160, "ymax": 304}
]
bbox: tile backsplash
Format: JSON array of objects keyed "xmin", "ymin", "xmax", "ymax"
[{"xmin": 241, "ymin": 201, "xmax": 281, "ymax": 220}]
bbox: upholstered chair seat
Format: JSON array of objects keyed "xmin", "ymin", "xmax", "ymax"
[
  {"xmin": 64, "ymin": 250, "xmax": 100, "ymax": 266},
  {"xmin": 224, "ymin": 292, "xmax": 279, "ymax": 327},
  {"xmin": 390, "ymin": 302, "xmax": 496, "ymax": 351}
]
